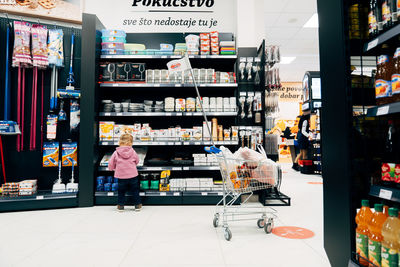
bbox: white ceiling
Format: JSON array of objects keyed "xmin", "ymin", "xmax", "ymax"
[{"xmin": 264, "ymin": 0, "xmax": 319, "ymax": 82}]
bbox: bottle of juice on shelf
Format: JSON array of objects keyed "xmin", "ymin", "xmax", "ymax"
[
  {"xmin": 382, "ymin": 0, "xmax": 392, "ymax": 29},
  {"xmin": 368, "ymin": 204, "xmax": 387, "ymax": 267},
  {"xmin": 356, "ymin": 199, "xmax": 373, "ymax": 266},
  {"xmin": 370, "ymin": 0, "xmax": 379, "ymax": 37},
  {"xmin": 384, "ymin": 205, "xmax": 390, "ymax": 217},
  {"xmin": 392, "ymin": 48, "xmax": 400, "ymax": 95},
  {"xmin": 381, "ymin": 208, "xmax": 400, "ymax": 267},
  {"xmin": 376, "ymin": 54, "xmax": 392, "ymax": 98}
]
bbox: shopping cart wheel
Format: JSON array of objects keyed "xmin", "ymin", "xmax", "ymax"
[
  {"xmin": 257, "ymin": 219, "xmax": 265, "ymax": 228},
  {"xmin": 213, "ymin": 214, "xmax": 219, "ymax": 228},
  {"xmin": 224, "ymin": 228, "xmax": 232, "ymax": 241},
  {"xmin": 264, "ymin": 222, "xmax": 273, "ymax": 234}
]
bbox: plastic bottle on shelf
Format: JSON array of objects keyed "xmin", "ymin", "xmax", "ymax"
[
  {"xmin": 381, "ymin": 208, "xmax": 400, "ymax": 267},
  {"xmin": 377, "ymin": 0, "xmax": 384, "ymax": 32},
  {"xmin": 356, "ymin": 199, "xmax": 374, "ymax": 266},
  {"xmin": 376, "ymin": 50, "xmax": 392, "ymax": 99},
  {"xmin": 384, "ymin": 205, "xmax": 390, "ymax": 217},
  {"xmin": 370, "ymin": 0, "xmax": 379, "ymax": 37},
  {"xmin": 368, "ymin": 204, "xmax": 388, "ymax": 267},
  {"xmin": 382, "ymin": 0, "xmax": 392, "ymax": 29},
  {"xmin": 391, "ymin": 48, "xmax": 400, "ymax": 95}
]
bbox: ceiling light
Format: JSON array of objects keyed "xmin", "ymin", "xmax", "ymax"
[
  {"xmin": 303, "ymin": 13, "xmax": 319, "ymax": 28},
  {"xmin": 280, "ymin": 57, "xmax": 296, "ymax": 64}
]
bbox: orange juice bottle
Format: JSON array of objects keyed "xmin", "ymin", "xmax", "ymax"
[
  {"xmin": 357, "ymin": 200, "xmax": 373, "ymax": 266},
  {"xmin": 384, "ymin": 205, "xmax": 390, "ymax": 217},
  {"xmin": 368, "ymin": 204, "xmax": 387, "ymax": 267},
  {"xmin": 381, "ymin": 208, "xmax": 400, "ymax": 267}
]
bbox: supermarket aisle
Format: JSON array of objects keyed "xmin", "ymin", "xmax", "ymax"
[{"xmin": 0, "ymin": 164, "xmax": 330, "ymax": 267}]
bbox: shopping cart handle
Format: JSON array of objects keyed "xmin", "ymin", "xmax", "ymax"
[{"xmin": 204, "ymin": 146, "xmax": 221, "ymax": 154}]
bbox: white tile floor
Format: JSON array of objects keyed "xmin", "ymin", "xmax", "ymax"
[{"xmin": 0, "ymin": 164, "xmax": 331, "ymax": 267}]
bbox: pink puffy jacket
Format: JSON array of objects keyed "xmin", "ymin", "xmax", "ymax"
[{"xmin": 108, "ymin": 146, "xmax": 139, "ymax": 179}]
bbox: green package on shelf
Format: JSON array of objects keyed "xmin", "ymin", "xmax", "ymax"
[{"xmin": 150, "ymin": 180, "xmax": 160, "ymax": 190}]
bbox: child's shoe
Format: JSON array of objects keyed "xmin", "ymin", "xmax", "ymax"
[
  {"xmin": 117, "ymin": 205, "xmax": 124, "ymax": 212},
  {"xmin": 135, "ymin": 204, "xmax": 142, "ymax": 212}
]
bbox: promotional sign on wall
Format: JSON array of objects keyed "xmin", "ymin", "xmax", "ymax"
[
  {"xmin": 83, "ymin": 0, "xmax": 235, "ymax": 33},
  {"xmin": 0, "ymin": 0, "xmax": 81, "ymax": 24}
]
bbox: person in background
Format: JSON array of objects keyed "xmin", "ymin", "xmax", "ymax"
[
  {"xmin": 292, "ymin": 114, "xmax": 311, "ymax": 171},
  {"xmin": 108, "ymin": 134, "xmax": 142, "ymax": 212}
]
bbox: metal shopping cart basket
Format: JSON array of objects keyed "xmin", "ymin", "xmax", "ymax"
[{"xmin": 205, "ymin": 145, "xmax": 280, "ymax": 241}]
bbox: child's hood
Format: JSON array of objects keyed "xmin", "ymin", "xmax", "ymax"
[{"xmin": 116, "ymin": 146, "xmax": 134, "ymax": 159}]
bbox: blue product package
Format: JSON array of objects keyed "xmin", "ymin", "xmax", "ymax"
[
  {"xmin": 113, "ymin": 177, "xmax": 118, "ymax": 183},
  {"xmin": 104, "ymin": 183, "xmax": 112, "ymax": 192},
  {"xmin": 43, "ymin": 142, "xmax": 59, "ymax": 167},
  {"xmin": 112, "ymin": 183, "xmax": 118, "ymax": 192},
  {"xmin": 96, "ymin": 184, "xmax": 104, "ymax": 192},
  {"xmin": 101, "ymin": 29, "xmax": 126, "ymax": 38},
  {"xmin": 97, "ymin": 176, "xmax": 105, "ymax": 185},
  {"xmin": 101, "ymin": 36, "xmax": 126, "ymax": 43},
  {"xmin": 101, "ymin": 49, "xmax": 124, "ymax": 55},
  {"xmin": 106, "ymin": 176, "xmax": 113, "ymax": 184}
]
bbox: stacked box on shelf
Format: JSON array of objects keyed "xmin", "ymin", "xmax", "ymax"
[
  {"xmin": 200, "ymin": 33, "xmax": 210, "ymax": 55},
  {"xmin": 2, "ymin": 183, "xmax": 19, "ymax": 197},
  {"xmin": 185, "ymin": 34, "xmax": 199, "ymax": 55},
  {"xmin": 19, "ymin": 180, "xmax": 37, "ymax": 196},
  {"xmin": 220, "ymin": 41, "xmax": 236, "ymax": 55},
  {"xmin": 101, "ymin": 30, "xmax": 126, "ymax": 55},
  {"xmin": 210, "ymin": 31, "xmax": 219, "ymax": 55}
]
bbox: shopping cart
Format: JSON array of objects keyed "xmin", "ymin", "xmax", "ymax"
[{"xmin": 205, "ymin": 145, "xmax": 280, "ymax": 241}]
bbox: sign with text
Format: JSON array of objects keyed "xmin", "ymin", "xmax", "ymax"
[
  {"xmin": 271, "ymin": 82, "xmax": 303, "ymax": 102},
  {"xmin": 0, "ymin": 0, "xmax": 81, "ymax": 24},
  {"xmin": 84, "ymin": 0, "xmax": 235, "ymax": 32}
]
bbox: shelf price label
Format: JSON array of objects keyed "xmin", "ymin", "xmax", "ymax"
[
  {"xmin": 183, "ymin": 167, "xmax": 189, "ymax": 170},
  {"xmin": 367, "ymin": 39, "xmax": 379, "ymax": 51},
  {"xmin": 113, "ymin": 84, "xmax": 119, "ymax": 87},
  {"xmin": 218, "ymin": 192, "xmax": 223, "ymax": 196},
  {"xmin": 379, "ymin": 189, "xmax": 393, "ymax": 200},
  {"xmin": 377, "ymin": 106, "xmax": 389, "ymax": 116},
  {"xmin": 36, "ymin": 195, "xmax": 44, "ymax": 200},
  {"xmin": 116, "ymin": 113, "xmax": 123, "ymax": 116},
  {"xmin": 160, "ymin": 192, "xmax": 167, "ymax": 196},
  {"xmin": 139, "ymin": 192, "xmax": 145, "ymax": 196},
  {"xmin": 104, "ymin": 113, "xmax": 111, "ymax": 116},
  {"xmin": 172, "ymin": 167, "xmax": 181, "ymax": 171},
  {"xmin": 183, "ymin": 142, "xmax": 190, "ymax": 145},
  {"xmin": 107, "ymin": 192, "xmax": 114, "ymax": 196},
  {"xmin": 201, "ymin": 192, "xmax": 208, "ymax": 196},
  {"xmin": 165, "ymin": 113, "xmax": 172, "ymax": 116},
  {"xmin": 173, "ymin": 192, "xmax": 180, "ymax": 196}
]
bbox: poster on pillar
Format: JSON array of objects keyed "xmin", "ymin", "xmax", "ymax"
[
  {"xmin": 0, "ymin": 0, "xmax": 81, "ymax": 24},
  {"xmin": 269, "ymin": 82, "xmax": 303, "ymax": 163},
  {"xmin": 83, "ymin": 0, "xmax": 235, "ymax": 32}
]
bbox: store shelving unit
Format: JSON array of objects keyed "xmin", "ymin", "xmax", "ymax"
[
  {"xmin": 91, "ymin": 28, "xmax": 239, "ymax": 205},
  {"xmin": 99, "ymin": 112, "xmax": 237, "ymax": 117},
  {"xmin": 0, "ymin": 15, "xmax": 82, "ymax": 212},
  {"xmin": 317, "ymin": 1, "xmax": 400, "ymax": 266},
  {"xmin": 99, "ymin": 83, "xmax": 238, "ymax": 88}
]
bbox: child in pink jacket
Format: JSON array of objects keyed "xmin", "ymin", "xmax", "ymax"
[{"xmin": 108, "ymin": 134, "xmax": 142, "ymax": 212}]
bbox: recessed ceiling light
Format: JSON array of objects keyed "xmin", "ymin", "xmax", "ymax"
[
  {"xmin": 303, "ymin": 13, "xmax": 319, "ymax": 28},
  {"xmin": 280, "ymin": 57, "xmax": 296, "ymax": 64}
]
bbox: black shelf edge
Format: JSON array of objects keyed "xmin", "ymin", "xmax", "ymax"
[
  {"xmin": 99, "ymin": 140, "xmax": 238, "ymax": 146},
  {"xmin": 364, "ymin": 23, "xmax": 400, "ymax": 52},
  {"xmin": 0, "ymin": 192, "xmax": 78, "ymax": 203},
  {"xmin": 98, "ymin": 166, "xmax": 220, "ymax": 171},
  {"xmin": 100, "ymin": 55, "xmax": 237, "ymax": 59},
  {"xmin": 0, "ymin": 194, "xmax": 78, "ymax": 212},
  {"xmin": 99, "ymin": 83, "xmax": 238, "ymax": 88},
  {"xmin": 366, "ymin": 102, "xmax": 400, "ymax": 117},
  {"xmin": 98, "ymin": 112, "xmax": 238, "ymax": 117},
  {"xmin": 369, "ymin": 185, "xmax": 400, "ymax": 203}
]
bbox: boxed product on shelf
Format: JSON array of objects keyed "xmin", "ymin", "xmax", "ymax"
[
  {"xmin": 99, "ymin": 62, "xmax": 116, "ymax": 82},
  {"xmin": 2, "ymin": 183, "xmax": 19, "ymax": 197},
  {"xmin": 186, "ymin": 178, "xmax": 200, "ymax": 191},
  {"xmin": 129, "ymin": 63, "xmax": 146, "ymax": 81},
  {"xmin": 199, "ymin": 178, "xmax": 214, "ymax": 190},
  {"xmin": 124, "ymin": 43, "xmax": 146, "ymax": 51},
  {"xmin": 100, "ymin": 153, "xmax": 112, "ymax": 167},
  {"xmin": 203, "ymin": 121, "xmax": 212, "ymax": 141},
  {"xmin": 193, "ymin": 153, "xmax": 207, "ymax": 166},
  {"xmin": 19, "ymin": 180, "xmax": 37, "ymax": 196},
  {"xmin": 381, "ymin": 163, "xmax": 398, "ymax": 182},
  {"xmin": 207, "ymin": 154, "xmax": 218, "ymax": 166},
  {"xmin": 99, "ymin": 121, "xmax": 115, "ymax": 141},
  {"xmin": 210, "ymin": 31, "xmax": 219, "ymax": 55},
  {"xmin": 101, "ymin": 29, "xmax": 126, "ymax": 38},
  {"xmin": 101, "ymin": 49, "xmax": 124, "ymax": 55},
  {"xmin": 102, "ymin": 42, "xmax": 124, "ymax": 50}
]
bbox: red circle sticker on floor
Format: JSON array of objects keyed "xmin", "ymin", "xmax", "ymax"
[
  {"xmin": 308, "ymin": 182, "xmax": 323, "ymax": 185},
  {"xmin": 272, "ymin": 226, "xmax": 315, "ymax": 239}
]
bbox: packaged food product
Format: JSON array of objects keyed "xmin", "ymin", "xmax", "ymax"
[
  {"xmin": 176, "ymin": 98, "xmax": 186, "ymax": 112},
  {"xmin": 224, "ymin": 129, "xmax": 231, "ymax": 140},
  {"xmin": 193, "ymin": 127, "xmax": 203, "ymax": 140},
  {"xmin": 99, "ymin": 121, "xmax": 115, "ymax": 141},
  {"xmin": 218, "ymin": 125, "xmax": 224, "ymax": 141},
  {"xmin": 203, "ymin": 121, "xmax": 212, "ymax": 141},
  {"xmin": 231, "ymin": 126, "xmax": 239, "ymax": 141},
  {"xmin": 212, "ymin": 118, "xmax": 218, "ymax": 141},
  {"xmin": 186, "ymin": 98, "xmax": 196, "ymax": 112},
  {"xmin": 43, "ymin": 142, "xmax": 59, "ymax": 167},
  {"xmin": 395, "ymin": 164, "xmax": 400, "ymax": 183},
  {"xmin": 382, "ymin": 163, "xmax": 396, "ymax": 182},
  {"xmin": 62, "ymin": 142, "xmax": 78, "ymax": 166}
]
